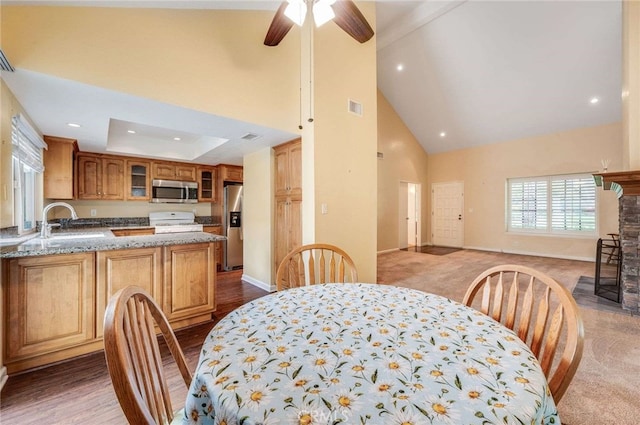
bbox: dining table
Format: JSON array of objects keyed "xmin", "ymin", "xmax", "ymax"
[{"xmin": 182, "ymin": 283, "xmax": 559, "ymax": 425}]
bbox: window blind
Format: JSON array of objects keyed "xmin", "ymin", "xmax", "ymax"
[
  {"xmin": 11, "ymin": 114, "xmax": 47, "ymax": 173},
  {"xmin": 507, "ymin": 174, "xmax": 596, "ymax": 235},
  {"xmin": 551, "ymin": 176, "xmax": 596, "ymax": 232}
]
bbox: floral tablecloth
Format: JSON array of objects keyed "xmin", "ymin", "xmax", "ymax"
[{"xmin": 183, "ymin": 283, "xmax": 559, "ymax": 425}]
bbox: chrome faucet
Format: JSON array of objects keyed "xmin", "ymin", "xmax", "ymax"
[{"xmin": 41, "ymin": 202, "xmax": 78, "ymax": 238}]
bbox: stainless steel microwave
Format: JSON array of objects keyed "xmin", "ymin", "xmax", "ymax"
[{"xmin": 151, "ymin": 179, "xmax": 198, "ymax": 203}]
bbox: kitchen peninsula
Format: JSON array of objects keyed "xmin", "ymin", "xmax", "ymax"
[{"xmin": 0, "ymin": 229, "xmax": 225, "ymax": 374}]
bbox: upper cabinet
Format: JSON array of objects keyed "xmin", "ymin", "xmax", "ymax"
[
  {"xmin": 219, "ymin": 165, "xmax": 243, "ymax": 183},
  {"xmin": 43, "ymin": 136, "xmax": 78, "ymax": 200},
  {"xmin": 274, "ymin": 138, "xmax": 302, "ymax": 198},
  {"xmin": 198, "ymin": 166, "xmax": 217, "ymax": 202},
  {"xmin": 76, "ymin": 153, "xmax": 125, "ymax": 200},
  {"xmin": 126, "ymin": 160, "xmax": 151, "ymax": 201},
  {"xmin": 152, "ymin": 162, "xmax": 196, "ymax": 182}
]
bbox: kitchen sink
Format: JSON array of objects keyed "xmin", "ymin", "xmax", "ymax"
[{"xmin": 20, "ymin": 232, "xmax": 106, "ymax": 245}]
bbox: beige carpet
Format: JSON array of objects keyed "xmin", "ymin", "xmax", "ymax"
[{"xmin": 377, "ymin": 248, "xmax": 640, "ymax": 425}]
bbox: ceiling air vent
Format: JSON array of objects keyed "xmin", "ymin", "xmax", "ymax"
[
  {"xmin": 241, "ymin": 133, "xmax": 260, "ymax": 141},
  {"xmin": 348, "ymin": 99, "xmax": 363, "ymax": 116},
  {"xmin": 0, "ymin": 49, "xmax": 15, "ymax": 72}
]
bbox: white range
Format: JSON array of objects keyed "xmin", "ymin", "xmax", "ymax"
[{"xmin": 149, "ymin": 211, "xmax": 203, "ymax": 234}]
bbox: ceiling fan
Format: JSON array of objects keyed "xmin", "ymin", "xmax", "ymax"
[{"xmin": 264, "ymin": 0, "xmax": 374, "ymax": 47}]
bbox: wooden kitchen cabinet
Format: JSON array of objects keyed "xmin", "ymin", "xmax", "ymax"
[
  {"xmin": 152, "ymin": 162, "xmax": 196, "ymax": 181},
  {"xmin": 4, "ymin": 253, "xmax": 95, "ymax": 372},
  {"xmin": 203, "ymin": 225, "xmax": 223, "ymax": 270},
  {"xmin": 218, "ymin": 164, "xmax": 243, "ymax": 183},
  {"xmin": 198, "ymin": 166, "xmax": 217, "ymax": 202},
  {"xmin": 163, "ymin": 243, "xmax": 215, "ymax": 323},
  {"xmin": 274, "ymin": 138, "xmax": 302, "ymax": 198},
  {"xmin": 95, "ymin": 247, "xmax": 162, "ymax": 337},
  {"xmin": 111, "ymin": 228, "xmax": 155, "ymax": 237},
  {"xmin": 43, "ymin": 136, "xmax": 78, "ymax": 200},
  {"xmin": 76, "ymin": 153, "xmax": 124, "ymax": 200},
  {"xmin": 274, "ymin": 139, "xmax": 302, "ymax": 273},
  {"xmin": 126, "ymin": 159, "xmax": 151, "ymax": 200}
]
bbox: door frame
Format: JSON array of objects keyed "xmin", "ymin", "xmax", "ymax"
[{"xmin": 398, "ymin": 181, "xmax": 422, "ymax": 249}]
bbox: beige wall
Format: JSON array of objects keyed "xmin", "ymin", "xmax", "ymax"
[
  {"xmin": 377, "ymin": 90, "xmax": 430, "ymax": 252},
  {"xmin": 427, "ymin": 122, "xmax": 622, "ymax": 260},
  {"xmin": 312, "ymin": 2, "xmax": 378, "ymax": 282},
  {"xmin": 1, "ymin": 6, "xmax": 300, "ymax": 133},
  {"xmin": 50, "ymin": 199, "xmax": 213, "ymax": 220},
  {"xmin": 623, "ymin": 1, "xmax": 640, "ymax": 169},
  {"xmin": 242, "ymin": 147, "xmax": 273, "ymax": 289}
]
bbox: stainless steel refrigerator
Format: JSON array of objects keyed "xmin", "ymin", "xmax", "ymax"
[{"xmin": 223, "ymin": 183, "xmax": 243, "ymax": 271}]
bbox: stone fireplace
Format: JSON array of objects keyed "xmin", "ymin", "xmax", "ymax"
[{"xmin": 594, "ymin": 171, "xmax": 640, "ymax": 313}]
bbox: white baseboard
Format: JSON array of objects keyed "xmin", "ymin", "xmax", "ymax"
[
  {"xmin": 0, "ymin": 366, "xmax": 7, "ymax": 391},
  {"xmin": 242, "ymin": 274, "xmax": 276, "ymax": 292},
  {"xmin": 463, "ymin": 245, "xmax": 595, "ymax": 263},
  {"xmin": 377, "ymin": 248, "xmax": 400, "ymax": 254}
]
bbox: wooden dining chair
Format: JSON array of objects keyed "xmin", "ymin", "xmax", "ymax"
[
  {"xmin": 103, "ymin": 286, "xmax": 191, "ymax": 425},
  {"xmin": 462, "ymin": 264, "xmax": 584, "ymax": 403},
  {"xmin": 276, "ymin": 243, "xmax": 358, "ymax": 291}
]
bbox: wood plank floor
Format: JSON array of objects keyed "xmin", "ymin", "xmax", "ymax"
[{"xmin": 0, "ymin": 270, "xmax": 268, "ymax": 425}]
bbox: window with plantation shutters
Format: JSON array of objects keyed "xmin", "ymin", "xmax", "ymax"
[{"xmin": 507, "ymin": 174, "xmax": 596, "ymax": 235}]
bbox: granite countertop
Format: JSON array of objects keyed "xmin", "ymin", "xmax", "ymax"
[{"xmin": 0, "ymin": 228, "xmax": 226, "ymax": 259}]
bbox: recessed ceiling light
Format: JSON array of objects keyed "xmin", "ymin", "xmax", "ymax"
[
  {"xmin": 440, "ymin": 132, "xmax": 446, "ymax": 138},
  {"xmin": 127, "ymin": 130, "xmax": 136, "ymax": 134},
  {"xmin": 67, "ymin": 123, "xmax": 81, "ymax": 128},
  {"xmin": 173, "ymin": 137, "xmax": 181, "ymax": 141},
  {"xmin": 396, "ymin": 64, "xmax": 404, "ymax": 71},
  {"xmin": 590, "ymin": 97, "xmax": 599, "ymax": 104}
]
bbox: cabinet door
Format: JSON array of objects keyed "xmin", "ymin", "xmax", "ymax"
[
  {"xmin": 203, "ymin": 226, "xmax": 223, "ymax": 269},
  {"xmin": 126, "ymin": 160, "xmax": 151, "ymax": 200},
  {"xmin": 220, "ymin": 165, "xmax": 243, "ymax": 182},
  {"xmin": 77, "ymin": 154, "xmax": 101, "ymax": 200},
  {"xmin": 101, "ymin": 158, "xmax": 125, "ymax": 200},
  {"xmin": 198, "ymin": 167, "xmax": 216, "ymax": 202},
  {"xmin": 152, "ymin": 162, "xmax": 176, "ymax": 180},
  {"xmin": 274, "ymin": 147, "xmax": 289, "ymax": 197},
  {"xmin": 5, "ymin": 253, "xmax": 95, "ymax": 362},
  {"xmin": 163, "ymin": 243, "xmax": 215, "ymax": 321},
  {"xmin": 288, "ymin": 142, "xmax": 303, "ymax": 197},
  {"xmin": 175, "ymin": 165, "xmax": 197, "ymax": 181},
  {"xmin": 43, "ymin": 136, "xmax": 77, "ymax": 200},
  {"xmin": 96, "ymin": 248, "xmax": 162, "ymax": 338}
]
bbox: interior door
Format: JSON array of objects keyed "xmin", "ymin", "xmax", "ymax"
[
  {"xmin": 398, "ymin": 182, "xmax": 409, "ymax": 249},
  {"xmin": 432, "ymin": 181, "xmax": 464, "ymax": 247}
]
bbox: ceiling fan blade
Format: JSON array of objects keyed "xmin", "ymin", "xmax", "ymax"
[
  {"xmin": 331, "ymin": 0, "xmax": 374, "ymax": 44},
  {"xmin": 264, "ymin": 2, "xmax": 295, "ymax": 46}
]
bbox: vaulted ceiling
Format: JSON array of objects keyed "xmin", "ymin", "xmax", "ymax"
[{"xmin": 1, "ymin": 1, "xmax": 622, "ymax": 163}]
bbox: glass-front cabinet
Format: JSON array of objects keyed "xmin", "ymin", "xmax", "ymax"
[
  {"xmin": 198, "ymin": 166, "xmax": 216, "ymax": 202},
  {"xmin": 126, "ymin": 160, "xmax": 151, "ymax": 200}
]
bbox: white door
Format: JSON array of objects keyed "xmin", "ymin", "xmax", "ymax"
[
  {"xmin": 399, "ymin": 182, "xmax": 422, "ymax": 249},
  {"xmin": 398, "ymin": 182, "xmax": 409, "ymax": 249},
  {"xmin": 432, "ymin": 182, "xmax": 464, "ymax": 247}
]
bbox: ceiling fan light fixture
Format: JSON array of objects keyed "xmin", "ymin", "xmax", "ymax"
[
  {"xmin": 284, "ymin": 0, "xmax": 307, "ymax": 26},
  {"xmin": 313, "ymin": 0, "xmax": 336, "ymax": 27}
]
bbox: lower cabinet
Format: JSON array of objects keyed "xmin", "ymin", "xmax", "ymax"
[
  {"xmin": 203, "ymin": 225, "xmax": 223, "ymax": 270},
  {"xmin": 4, "ymin": 253, "xmax": 96, "ymax": 372},
  {"xmin": 95, "ymin": 247, "xmax": 162, "ymax": 338},
  {"xmin": 163, "ymin": 243, "xmax": 215, "ymax": 324},
  {"xmin": 3, "ymin": 243, "xmax": 216, "ymax": 374}
]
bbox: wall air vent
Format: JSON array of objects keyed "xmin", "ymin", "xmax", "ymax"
[
  {"xmin": 241, "ymin": 133, "xmax": 261, "ymax": 141},
  {"xmin": 377, "ymin": 152, "xmax": 384, "ymax": 159},
  {"xmin": 0, "ymin": 49, "xmax": 15, "ymax": 72},
  {"xmin": 348, "ymin": 99, "xmax": 363, "ymax": 116}
]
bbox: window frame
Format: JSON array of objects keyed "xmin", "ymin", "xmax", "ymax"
[
  {"xmin": 11, "ymin": 114, "xmax": 46, "ymax": 236},
  {"xmin": 507, "ymin": 173, "xmax": 597, "ymax": 237}
]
